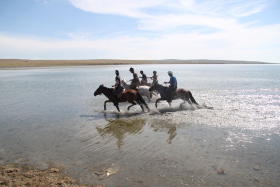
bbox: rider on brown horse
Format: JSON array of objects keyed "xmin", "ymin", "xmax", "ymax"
[
  {"xmin": 164, "ymin": 70, "xmax": 177, "ymax": 103},
  {"xmin": 112, "ymin": 70, "xmax": 123, "ymax": 107}
]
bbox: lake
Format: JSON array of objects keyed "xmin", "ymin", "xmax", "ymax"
[{"xmin": 0, "ymin": 64, "xmax": 279, "ymax": 186}]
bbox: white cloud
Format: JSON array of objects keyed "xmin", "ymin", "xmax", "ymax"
[
  {"xmin": 68, "ymin": 0, "xmax": 269, "ymax": 32},
  {"xmin": 138, "ymin": 13, "xmax": 239, "ymax": 32},
  {"xmin": 1, "ymin": 21, "xmax": 280, "ymax": 62},
  {"xmin": 68, "ymin": 0, "xmax": 166, "ymax": 18},
  {"xmin": 1, "ymin": 0, "xmax": 279, "ymax": 63}
]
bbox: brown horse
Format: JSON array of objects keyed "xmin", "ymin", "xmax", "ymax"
[
  {"xmin": 149, "ymin": 83, "xmax": 199, "ymax": 108},
  {"xmin": 94, "ymin": 84, "xmax": 150, "ymax": 112}
]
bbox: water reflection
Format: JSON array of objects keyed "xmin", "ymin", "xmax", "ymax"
[
  {"xmin": 96, "ymin": 117, "xmax": 146, "ymax": 149},
  {"xmin": 150, "ymin": 120, "xmax": 177, "ymax": 144},
  {"xmin": 167, "ymin": 127, "xmax": 177, "ymax": 144}
]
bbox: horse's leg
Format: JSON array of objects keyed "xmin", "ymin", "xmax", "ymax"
[
  {"xmin": 185, "ymin": 95, "xmax": 192, "ymax": 105},
  {"xmin": 140, "ymin": 103, "xmax": 145, "ymax": 112},
  {"xmin": 104, "ymin": 100, "xmax": 110, "ymax": 110},
  {"xmin": 115, "ymin": 105, "xmax": 120, "ymax": 112},
  {"xmin": 155, "ymin": 98, "xmax": 165, "ymax": 108},
  {"xmin": 182, "ymin": 97, "xmax": 192, "ymax": 105},
  {"xmin": 147, "ymin": 93, "xmax": 151, "ymax": 101},
  {"xmin": 134, "ymin": 100, "xmax": 144, "ymax": 112},
  {"xmin": 127, "ymin": 102, "xmax": 137, "ymax": 111},
  {"xmin": 180, "ymin": 94, "xmax": 192, "ymax": 106},
  {"xmin": 152, "ymin": 91, "xmax": 158, "ymax": 97},
  {"xmin": 144, "ymin": 102, "xmax": 150, "ymax": 111},
  {"xmin": 136, "ymin": 92, "xmax": 150, "ymax": 112}
]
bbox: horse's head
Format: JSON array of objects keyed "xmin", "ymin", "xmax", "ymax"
[
  {"xmin": 121, "ymin": 79, "xmax": 127, "ymax": 85},
  {"xmin": 94, "ymin": 84, "xmax": 105, "ymax": 96},
  {"xmin": 149, "ymin": 83, "xmax": 159, "ymax": 91}
]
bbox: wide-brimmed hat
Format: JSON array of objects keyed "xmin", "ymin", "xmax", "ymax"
[{"xmin": 167, "ymin": 70, "xmax": 173, "ymax": 75}]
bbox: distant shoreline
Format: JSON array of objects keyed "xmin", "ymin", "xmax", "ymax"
[{"xmin": 0, "ymin": 59, "xmax": 271, "ymax": 68}]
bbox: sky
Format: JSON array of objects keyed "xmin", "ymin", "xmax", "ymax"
[{"xmin": 0, "ymin": 0, "xmax": 280, "ymax": 63}]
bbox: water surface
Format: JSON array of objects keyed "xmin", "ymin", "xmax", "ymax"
[{"xmin": 0, "ymin": 64, "xmax": 279, "ymax": 186}]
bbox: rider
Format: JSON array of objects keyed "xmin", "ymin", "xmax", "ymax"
[
  {"xmin": 139, "ymin": 70, "xmax": 147, "ymax": 85},
  {"xmin": 129, "ymin": 67, "xmax": 140, "ymax": 90},
  {"xmin": 164, "ymin": 70, "xmax": 177, "ymax": 102},
  {"xmin": 112, "ymin": 70, "xmax": 123, "ymax": 107},
  {"xmin": 149, "ymin": 70, "xmax": 158, "ymax": 85}
]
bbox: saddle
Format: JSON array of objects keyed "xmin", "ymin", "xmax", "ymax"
[
  {"xmin": 171, "ymin": 90, "xmax": 179, "ymax": 97},
  {"xmin": 165, "ymin": 87, "xmax": 178, "ymax": 97}
]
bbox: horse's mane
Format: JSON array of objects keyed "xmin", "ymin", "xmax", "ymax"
[
  {"xmin": 158, "ymin": 83, "xmax": 168, "ymax": 88},
  {"xmin": 101, "ymin": 85, "xmax": 114, "ymax": 92}
]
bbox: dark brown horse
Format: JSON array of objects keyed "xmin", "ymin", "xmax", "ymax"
[
  {"xmin": 94, "ymin": 84, "xmax": 150, "ymax": 112},
  {"xmin": 149, "ymin": 83, "xmax": 199, "ymax": 108}
]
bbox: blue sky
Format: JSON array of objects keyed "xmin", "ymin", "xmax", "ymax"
[{"xmin": 0, "ymin": 0, "xmax": 280, "ymax": 63}]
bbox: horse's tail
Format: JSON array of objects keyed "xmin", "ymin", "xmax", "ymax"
[
  {"xmin": 189, "ymin": 91, "xmax": 199, "ymax": 105},
  {"xmin": 137, "ymin": 92, "xmax": 150, "ymax": 111}
]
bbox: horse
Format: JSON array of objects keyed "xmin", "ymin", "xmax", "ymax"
[
  {"xmin": 149, "ymin": 83, "xmax": 199, "ymax": 108},
  {"xmin": 139, "ymin": 81, "xmax": 152, "ymax": 87},
  {"xmin": 94, "ymin": 84, "xmax": 150, "ymax": 112},
  {"xmin": 121, "ymin": 79, "xmax": 155, "ymax": 101}
]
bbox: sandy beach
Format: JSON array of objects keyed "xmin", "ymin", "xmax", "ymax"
[
  {"xmin": 0, "ymin": 164, "xmax": 103, "ymax": 187},
  {"xmin": 0, "ymin": 59, "xmax": 269, "ymax": 68}
]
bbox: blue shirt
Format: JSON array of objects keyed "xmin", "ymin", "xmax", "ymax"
[{"xmin": 170, "ymin": 76, "xmax": 177, "ymax": 88}]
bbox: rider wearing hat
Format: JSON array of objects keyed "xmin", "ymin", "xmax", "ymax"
[
  {"xmin": 113, "ymin": 70, "xmax": 123, "ymax": 107},
  {"xmin": 129, "ymin": 67, "xmax": 140, "ymax": 90},
  {"xmin": 164, "ymin": 70, "xmax": 177, "ymax": 102}
]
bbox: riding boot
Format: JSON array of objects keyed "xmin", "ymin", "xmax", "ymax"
[{"xmin": 166, "ymin": 88, "xmax": 172, "ymax": 103}]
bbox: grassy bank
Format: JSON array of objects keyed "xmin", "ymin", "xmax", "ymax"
[{"xmin": 0, "ymin": 59, "xmax": 269, "ymax": 68}]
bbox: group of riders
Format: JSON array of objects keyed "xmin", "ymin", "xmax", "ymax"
[{"xmin": 113, "ymin": 67, "xmax": 177, "ymax": 107}]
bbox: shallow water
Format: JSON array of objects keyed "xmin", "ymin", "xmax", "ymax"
[{"xmin": 0, "ymin": 64, "xmax": 280, "ymax": 186}]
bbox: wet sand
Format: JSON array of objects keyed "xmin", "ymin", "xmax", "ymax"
[
  {"xmin": 0, "ymin": 164, "xmax": 103, "ymax": 187},
  {"xmin": 0, "ymin": 59, "xmax": 268, "ymax": 68}
]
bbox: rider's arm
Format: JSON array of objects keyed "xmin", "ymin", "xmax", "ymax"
[
  {"xmin": 173, "ymin": 81, "xmax": 177, "ymax": 89},
  {"xmin": 151, "ymin": 75, "xmax": 158, "ymax": 80},
  {"xmin": 114, "ymin": 79, "xmax": 120, "ymax": 87}
]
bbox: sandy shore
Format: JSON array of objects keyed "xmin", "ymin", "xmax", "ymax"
[
  {"xmin": 0, "ymin": 59, "xmax": 269, "ymax": 68},
  {"xmin": 0, "ymin": 164, "xmax": 103, "ymax": 187}
]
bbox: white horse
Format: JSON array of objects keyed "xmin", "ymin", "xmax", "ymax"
[{"xmin": 121, "ymin": 79, "xmax": 154, "ymax": 101}]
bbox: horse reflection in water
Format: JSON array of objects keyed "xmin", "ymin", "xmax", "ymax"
[
  {"xmin": 96, "ymin": 118, "xmax": 146, "ymax": 149},
  {"xmin": 150, "ymin": 121, "xmax": 177, "ymax": 144},
  {"xmin": 94, "ymin": 84, "xmax": 150, "ymax": 112}
]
